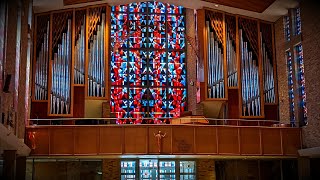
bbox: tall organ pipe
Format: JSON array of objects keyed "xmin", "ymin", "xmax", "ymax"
[
  {"xmin": 35, "ymin": 21, "xmax": 49, "ymax": 100},
  {"xmin": 240, "ymin": 29, "xmax": 261, "ymax": 116},
  {"xmin": 260, "ymin": 32, "xmax": 275, "ymax": 103},
  {"xmin": 50, "ymin": 19, "xmax": 72, "ymax": 114},
  {"xmin": 206, "ymin": 21, "xmax": 225, "ymax": 99},
  {"xmin": 88, "ymin": 13, "xmax": 105, "ymax": 97}
]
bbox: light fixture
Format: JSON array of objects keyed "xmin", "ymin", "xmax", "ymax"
[{"xmin": 215, "ymin": 4, "xmax": 219, "ymax": 7}]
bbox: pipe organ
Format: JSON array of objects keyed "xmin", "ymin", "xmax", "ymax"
[
  {"xmin": 34, "ymin": 15, "xmax": 50, "ymax": 101},
  {"xmin": 205, "ymin": 12, "xmax": 226, "ymax": 99},
  {"xmin": 238, "ymin": 18, "xmax": 262, "ymax": 117},
  {"xmin": 31, "ymin": 5, "xmax": 110, "ymax": 117},
  {"xmin": 87, "ymin": 7, "xmax": 106, "ymax": 98},
  {"xmin": 74, "ymin": 10, "xmax": 86, "ymax": 85},
  {"xmin": 225, "ymin": 15, "xmax": 237, "ymax": 87},
  {"xmin": 260, "ymin": 23, "xmax": 276, "ymax": 104},
  {"xmin": 50, "ymin": 11, "xmax": 73, "ymax": 115}
]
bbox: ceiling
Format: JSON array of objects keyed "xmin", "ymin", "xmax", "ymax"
[{"xmin": 33, "ymin": 0, "xmax": 299, "ymax": 22}]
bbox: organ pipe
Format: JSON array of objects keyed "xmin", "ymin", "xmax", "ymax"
[
  {"xmin": 50, "ymin": 19, "xmax": 72, "ymax": 114},
  {"xmin": 260, "ymin": 32, "xmax": 275, "ymax": 103},
  {"xmin": 34, "ymin": 21, "xmax": 49, "ymax": 100},
  {"xmin": 240, "ymin": 29, "xmax": 261, "ymax": 116},
  {"xmin": 226, "ymin": 24, "xmax": 237, "ymax": 87},
  {"xmin": 74, "ymin": 15, "xmax": 85, "ymax": 84},
  {"xmin": 206, "ymin": 21, "xmax": 225, "ymax": 99},
  {"xmin": 88, "ymin": 13, "xmax": 105, "ymax": 97}
]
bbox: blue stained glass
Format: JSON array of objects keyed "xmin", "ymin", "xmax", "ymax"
[
  {"xmin": 111, "ymin": 1, "xmax": 186, "ymax": 120},
  {"xmin": 295, "ymin": 44, "xmax": 307, "ymax": 124},
  {"xmin": 283, "ymin": 16, "xmax": 290, "ymax": 41},
  {"xmin": 286, "ymin": 51, "xmax": 295, "ymax": 125},
  {"xmin": 148, "ymin": 1, "xmax": 166, "ymax": 13},
  {"xmin": 128, "ymin": 2, "xmax": 148, "ymax": 13},
  {"xmin": 295, "ymin": 8, "xmax": 301, "ymax": 35}
]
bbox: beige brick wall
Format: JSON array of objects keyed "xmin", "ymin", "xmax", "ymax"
[
  {"xmin": 300, "ymin": 1, "xmax": 320, "ymax": 148},
  {"xmin": 274, "ymin": 17, "xmax": 290, "ymax": 124},
  {"xmin": 186, "ymin": 8, "xmax": 197, "ymax": 114},
  {"xmin": 197, "ymin": 159, "xmax": 216, "ymax": 180},
  {"xmin": 102, "ymin": 159, "xmax": 120, "ymax": 180}
]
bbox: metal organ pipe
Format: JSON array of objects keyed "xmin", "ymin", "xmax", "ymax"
[
  {"xmin": 50, "ymin": 19, "xmax": 72, "ymax": 114},
  {"xmin": 206, "ymin": 21, "xmax": 225, "ymax": 99},
  {"xmin": 88, "ymin": 13, "xmax": 105, "ymax": 97},
  {"xmin": 226, "ymin": 25, "xmax": 237, "ymax": 87},
  {"xmin": 74, "ymin": 15, "xmax": 85, "ymax": 84},
  {"xmin": 35, "ymin": 21, "xmax": 49, "ymax": 100},
  {"xmin": 260, "ymin": 32, "xmax": 275, "ymax": 103},
  {"xmin": 240, "ymin": 29, "xmax": 261, "ymax": 116}
]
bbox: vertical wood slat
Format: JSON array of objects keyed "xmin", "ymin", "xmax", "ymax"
[
  {"xmin": 85, "ymin": 8, "xmax": 89, "ymax": 100},
  {"xmin": 47, "ymin": 13, "xmax": 53, "ymax": 115},
  {"xmin": 105, "ymin": 5, "xmax": 111, "ymax": 100},
  {"xmin": 222, "ymin": 13, "xmax": 229, "ymax": 100},
  {"xmin": 257, "ymin": 21, "xmax": 265, "ymax": 118}
]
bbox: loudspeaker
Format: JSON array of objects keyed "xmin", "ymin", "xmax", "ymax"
[{"xmin": 3, "ymin": 74, "xmax": 11, "ymax": 93}]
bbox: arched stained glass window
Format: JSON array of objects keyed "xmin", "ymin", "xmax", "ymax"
[{"xmin": 110, "ymin": 1, "xmax": 186, "ymax": 122}]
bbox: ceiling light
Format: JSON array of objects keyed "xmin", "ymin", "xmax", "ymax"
[{"xmin": 215, "ymin": 4, "xmax": 219, "ymax": 7}]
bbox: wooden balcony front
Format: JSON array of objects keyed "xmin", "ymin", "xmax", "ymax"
[{"xmin": 25, "ymin": 121, "xmax": 301, "ymax": 157}]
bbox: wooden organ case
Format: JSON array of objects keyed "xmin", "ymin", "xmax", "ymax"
[
  {"xmin": 199, "ymin": 9, "xmax": 278, "ymax": 120},
  {"xmin": 31, "ymin": 4, "xmax": 110, "ymax": 122}
]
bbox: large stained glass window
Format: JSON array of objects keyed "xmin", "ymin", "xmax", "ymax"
[
  {"xmin": 286, "ymin": 51, "xmax": 295, "ymax": 125},
  {"xmin": 294, "ymin": 44, "xmax": 307, "ymax": 125},
  {"xmin": 111, "ymin": 1, "xmax": 186, "ymax": 121}
]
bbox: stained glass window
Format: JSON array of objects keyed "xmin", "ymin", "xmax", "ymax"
[
  {"xmin": 294, "ymin": 44, "xmax": 307, "ymax": 125},
  {"xmin": 286, "ymin": 51, "xmax": 295, "ymax": 125},
  {"xmin": 283, "ymin": 16, "xmax": 290, "ymax": 41},
  {"xmin": 293, "ymin": 7, "xmax": 301, "ymax": 35},
  {"xmin": 111, "ymin": 1, "xmax": 186, "ymax": 122}
]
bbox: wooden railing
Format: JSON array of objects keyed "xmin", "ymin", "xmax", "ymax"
[{"xmin": 25, "ymin": 122, "xmax": 301, "ymax": 156}]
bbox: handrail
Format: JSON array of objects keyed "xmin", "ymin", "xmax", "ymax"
[{"xmin": 27, "ymin": 117, "xmax": 295, "ymax": 127}]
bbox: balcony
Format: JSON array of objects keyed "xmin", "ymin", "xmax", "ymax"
[{"xmin": 25, "ymin": 118, "xmax": 301, "ymax": 157}]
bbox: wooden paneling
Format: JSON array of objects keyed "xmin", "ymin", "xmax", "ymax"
[
  {"xmin": 73, "ymin": 86, "xmax": 85, "ymax": 117},
  {"xmin": 74, "ymin": 127, "xmax": 98, "ymax": 154},
  {"xmin": 99, "ymin": 127, "xmax": 122, "ymax": 154},
  {"xmin": 50, "ymin": 128, "xmax": 74, "ymax": 154},
  {"xmin": 282, "ymin": 128, "xmax": 301, "ymax": 155},
  {"xmin": 240, "ymin": 127, "xmax": 260, "ymax": 155},
  {"xmin": 195, "ymin": 127, "xmax": 217, "ymax": 154},
  {"xmin": 227, "ymin": 89, "xmax": 239, "ymax": 119},
  {"xmin": 124, "ymin": 127, "xmax": 147, "ymax": 154},
  {"xmin": 202, "ymin": 0, "xmax": 275, "ymax": 13},
  {"xmin": 264, "ymin": 104, "xmax": 278, "ymax": 120},
  {"xmin": 64, "ymin": 0, "xmax": 102, "ymax": 5},
  {"xmin": 261, "ymin": 128, "xmax": 282, "ymax": 155},
  {"xmin": 25, "ymin": 125, "xmax": 301, "ymax": 156},
  {"xmin": 217, "ymin": 127, "xmax": 239, "ymax": 154},
  {"xmin": 29, "ymin": 128, "xmax": 49, "ymax": 155},
  {"xmin": 148, "ymin": 126, "xmax": 172, "ymax": 154},
  {"xmin": 172, "ymin": 127, "xmax": 194, "ymax": 154}
]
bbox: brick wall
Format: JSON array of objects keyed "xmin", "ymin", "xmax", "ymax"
[
  {"xmin": 102, "ymin": 159, "xmax": 120, "ymax": 180},
  {"xmin": 274, "ymin": 17, "xmax": 290, "ymax": 124},
  {"xmin": 186, "ymin": 8, "xmax": 197, "ymax": 114},
  {"xmin": 300, "ymin": 1, "xmax": 320, "ymax": 148},
  {"xmin": 197, "ymin": 159, "xmax": 216, "ymax": 180}
]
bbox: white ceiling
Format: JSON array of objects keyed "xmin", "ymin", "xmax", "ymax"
[{"xmin": 33, "ymin": 0, "xmax": 299, "ymax": 22}]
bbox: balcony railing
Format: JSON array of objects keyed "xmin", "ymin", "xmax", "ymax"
[{"xmin": 25, "ymin": 118, "xmax": 301, "ymax": 156}]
